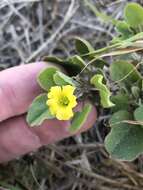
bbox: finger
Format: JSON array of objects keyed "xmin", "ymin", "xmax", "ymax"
[
  {"xmin": 0, "ymin": 62, "xmax": 59, "ymax": 122},
  {"xmin": 0, "ymin": 105, "xmax": 97, "ymax": 163}
]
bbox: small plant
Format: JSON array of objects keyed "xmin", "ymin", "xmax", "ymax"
[
  {"xmin": 27, "ymin": 2, "xmax": 143, "ymax": 161},
  {"xmin": 26, "ymin": 67, "xmax": 93, "ymax": 132}
]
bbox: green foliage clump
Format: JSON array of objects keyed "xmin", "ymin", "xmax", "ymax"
[{"xmin": 27, "ymin": 2, "xmax": 143, "ymax": 161}]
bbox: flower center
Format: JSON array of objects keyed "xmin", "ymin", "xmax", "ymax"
[{"xmin": 59, "ymin": 96, "xmax": 69, "ymax": 107}]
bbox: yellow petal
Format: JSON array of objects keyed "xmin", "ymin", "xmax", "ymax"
[
  {"xmin": 46, "ymin": 99, "xmax": 59, "ymax": 115},
  {"xmin": 68, "ymin": 95, "xmax": 77, "ymax": 108},
  {"xmin": 56, "ymin": 107, "xmax": 73, "ymax": 120},
  {"xmin": 62, "ymin": 85, "xmax": 75, "ymax": 96},
  {"xmin": 47, "ymin": 85, "xmax": 77, "ymax": 120},
  {"xmin": 48, "ymin": 86, "xmax": 62, "ymax": 99}
]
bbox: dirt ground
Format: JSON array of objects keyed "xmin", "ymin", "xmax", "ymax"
[{"xmin": 1, "ymin": 0, "xmax": 143, "ymax": 190}]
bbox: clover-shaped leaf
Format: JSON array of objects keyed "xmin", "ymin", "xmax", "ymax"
[
  {"xmin": 90, "ymin": 74, "xmax": 114, "ymax": 108},
  {"xmin": 124, "ymin": 3, "xmax": 143, "ymax": 28},
  {"xmin": 105, "ymin": 110, "xmax": 143, "ymax": 161},
  {"xmin": 110, "ymin": 60, "xmax": 141, "ymax": 87},
  {"xmin": 69, "ymin": 103, "xmax": 92, "ymax": 132},
  {"xmin": 53, "ymin": 71, "xmax": 76, "ymax": 86},
  {"xmin": 38, "ymin": 67, "xmax": 77, "ymax": 91},
  {"xmin": 109, "ymin": 110, "xmax": 130, "ymax": 127},
  {"xmin": 116, "ymin": 21, "xmax": 133, "ymax": 39},
  {"xmin": 111, "ymin": 93, "xmax": 130, "ymax": 112},
  {"xmin": 26, "ymin": 94, "xmax": 54, "ymax": 127},
  {"xmin": 75, "ymin": 37, "xmax": 94, "ymax": 55},
  {"xmin": 38, "ymin": 67, "xmax": 58, "ymax": 91}
]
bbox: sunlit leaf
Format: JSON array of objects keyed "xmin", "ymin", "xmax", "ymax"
[
  {"xmin": 90, "ymin": 74, "xmax": 114, "ymax": 108},
  {"xmin": 124, "ymin": 3, "xmax": 143, "ymax": 28},
  {"xmin": 116, "ymin": 21, "xmax": 133, "ymax": 38}
]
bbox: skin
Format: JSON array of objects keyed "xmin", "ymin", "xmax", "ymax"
[{"xmin": 0, "ymin": 62, "xmax": 97, "ymax": 163}]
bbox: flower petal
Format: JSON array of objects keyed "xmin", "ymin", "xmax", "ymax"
[
  {"xmin": 68, "ymin": 95, "xmax": 77, "ymax": 107},
  {"xmin": 47, "ymin": 85, "xmax": 77, "ymax": 120},
  {"xmin": 56, "ymin": 107, "xmax": 74, "ymax": 120},
  {"xmin": 48, "ymin": 86, "xmax": 62, "ymax": 99},
  {"xmin": 62, "ymin": 85, "xmax": 75, "ymax": 96}
]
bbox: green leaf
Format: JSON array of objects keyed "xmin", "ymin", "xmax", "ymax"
[
  {"xmin": 121, "ymin": 32, "xmax": 143, "ymax": 45},
  {"xmin": 90, "ymin": 59, "xmax": 107, "ymax": 69},
  {"xmin": 90, "ymin": 74, "xmax": 115, "ymax": 108},
  {"xmin": 134, "ymin": 105, "xmax": 143, "ymax": 123},
  {"xmin": 85, "ymin": 32, "xmax": 143, "ymax": 57},
  {"xmin": 43, "ymin": 55, "xmax": 82, "ymax": 76},
  {"xmin": 53, "ymin": 71, "xmax": 76, "ymax": 86},
  {"xmin": 105, "ymin": 110, "xmax": 143, "ymax": 161},
  {"xmin": 37, "ymin": 67, "xmax": 57, "ymax": 91},
  {"xmin": 116, "ymin": 21, "xmax": 133, "ymax": 38},
  {"xmin": 42, "ymin": 56, "xmax": 65, "ymax": 64},
  {"xmin": 111, "ymin": 93, "xmax": 130, "ymax": 112},
  {"xmin": 75, "ymin": 37, "xmax": 94, "ymax": 55},
  {"xmin": 69, "ymin": 104, "xmax": 92, "ymax": 132},
  {"xmin": 68, "ymin": 55, "xmax": 86, "ymax": 68},
  {"xmin": 27, "ymin": 94, "xmax": 54, "ymax": 127},
  {"xmin": 124, "ymin": 3, "xmax": 143, "ymax": 28},
  {"xmin": 110, "ymin": 60, "xmax": 141, "ymax": 86},
  {"xmin": 109, "ymin": 110, "xmax": 131, "ymax": 127},
  {"xmin": 53, "ymin": 73, "xmax": 68, "ymax": 86}
]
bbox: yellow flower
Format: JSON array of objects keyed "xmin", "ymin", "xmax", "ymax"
[{"xmin": 46, "ymin": 85, "xmax": 77, "ymax": 120}]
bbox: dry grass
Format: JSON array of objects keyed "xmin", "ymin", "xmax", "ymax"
[{"xmin": 1, "ymin": 0, "xmax": 143, "ymax": 190}]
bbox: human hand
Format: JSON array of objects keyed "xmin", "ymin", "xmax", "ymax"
[{"xmin": 0, "ymin": 62, "xmax": 97, "ymax": 163}]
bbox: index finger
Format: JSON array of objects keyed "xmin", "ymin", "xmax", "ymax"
[
  {"xmin": 0, "ymin": 62, "xmax": 56, "ymax": 122},
  {"xmin": 0, "ymin": 104, "xmax": 97, "ymax": 163}
]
